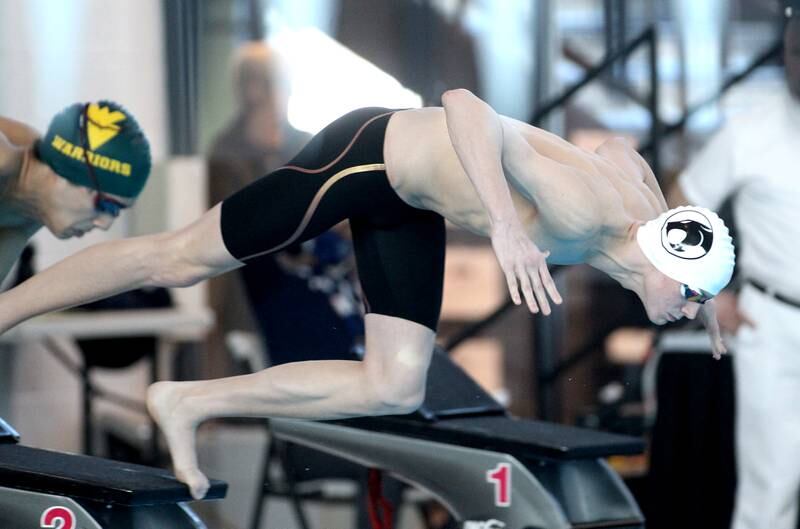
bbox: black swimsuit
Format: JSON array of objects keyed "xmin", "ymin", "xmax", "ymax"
[{"xmin": 220, "ymin": 107, "xmax": 445, "ymax": 331}]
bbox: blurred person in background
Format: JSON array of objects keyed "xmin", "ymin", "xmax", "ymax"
[
  {"xmin": 0, "ymin": 102, "xmax": 150, "ymax": 282},
  {"xmin": 207, "ymin": 39, "xmax": 364, "ymax": 373},
  {"xmin": 668, "ymin": 7, "xmax": 800, "ymax": 529}
]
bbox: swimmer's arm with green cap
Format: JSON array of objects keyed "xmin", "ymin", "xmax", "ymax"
[
  {"xmin": 441, "ymin": 88, "xmax": 562, "ymax": 315},
  {"xmin": 0, "ymin": 205, "xmax": 241, "ymax": 334}
]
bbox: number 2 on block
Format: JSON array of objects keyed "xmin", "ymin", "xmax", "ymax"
[
  {"xmin": 487, "ymin": 463, "xmax": 511, "ymax": 507},
  {"xmin": 40, "ymin": 506, "xmax": 76, "ymax": 529}
]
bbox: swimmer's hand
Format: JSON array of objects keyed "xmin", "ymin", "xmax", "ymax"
[
  {"xmin": 698, "ymin": 300, "xmax": 726, "ymax": 360},
  {"xmin": 490, "ymin": 219, "xmax": 562, "ymax": 314}
]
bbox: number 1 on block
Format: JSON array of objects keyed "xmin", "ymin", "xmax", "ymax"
[{"xmin": 487, "ymin": 463, "xmax": 511, "ymax": 507}]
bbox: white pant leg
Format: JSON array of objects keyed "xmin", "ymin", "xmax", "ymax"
[{"xmin": 732, "ymin": 285, "xmax": 800, "ymax": 529}]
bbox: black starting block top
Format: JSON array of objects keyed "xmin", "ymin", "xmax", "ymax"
[
  {"xmin": 339, "ymin": 414, "xmax": 644, "ymax": 460},
  {"xmin": 0, "ymin": 444, "xmax": 227, "ymax": 506},
  {"xmin": 335, "ymin": 348, "xmax": 645, "ymax": 460}
]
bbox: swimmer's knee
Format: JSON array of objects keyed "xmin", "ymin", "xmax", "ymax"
[
  {"xmin": 367, "ymin": 383, "xmax": 426, "ymax": 416},
  {"xmin": 363, "ymin": 356, "xmax": 429, "ymax": 415}
]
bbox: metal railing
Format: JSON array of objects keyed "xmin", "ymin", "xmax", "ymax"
[{"xmin": 531, "ymin": 26, "xmax": 661, "ymax": 177}]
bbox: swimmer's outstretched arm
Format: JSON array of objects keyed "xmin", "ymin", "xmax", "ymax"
[
  {"xmin": 441, "ymin": 88, "xmax": 562, "ymax": 314},
  {"xmin": 0, "ymin": 205, "xmax": 240, "ymax": 333}
]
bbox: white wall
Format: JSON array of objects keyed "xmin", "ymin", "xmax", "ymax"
[{"xmin": 0, "ymin": 0, "xmax": 169, "ymax": 452}]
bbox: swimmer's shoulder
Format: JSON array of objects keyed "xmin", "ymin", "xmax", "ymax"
[
  {"xmin": 388, "ymin": 107, "xmax": 449, "ymax": 141},
  {"xmin": 0, "ymin": 117, "xmax": 39, "ymax": 181},
  {"xmin": 0, "ymin": 116, "xmax": 40, "ymax": 148},
  {"xmin": 394, "ymin": 107, "xmax": 538, "ymax": 133},
  {"xmin": 391, "ymin": 106, "xmax": 444, "ymax": 123}
]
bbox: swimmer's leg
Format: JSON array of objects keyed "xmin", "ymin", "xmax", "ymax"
[
  {"xmin": 147, "ymin": 313, "xmax": 435, "ymax": 500},
  {"xmin": 149, "ymin": 189, "xmax": 445, "ymax": 500}
]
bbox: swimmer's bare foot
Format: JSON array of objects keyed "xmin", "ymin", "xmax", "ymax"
[{"xmin": 147, "ymin": 381, "xmax": 210, "ymax": 500}]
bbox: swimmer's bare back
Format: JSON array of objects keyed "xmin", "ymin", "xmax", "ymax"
[{"xmin": 383, "ymin": 105, "xmax": 665, "ymax": 265}]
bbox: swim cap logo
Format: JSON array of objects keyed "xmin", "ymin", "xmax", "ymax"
[
  {"xmin": 660, "ymin": 210, "xmax": 714, "ymax": 260},
  {"xmin": 86, "ymin": 103, "xmax": 127, "ymax": 151}
]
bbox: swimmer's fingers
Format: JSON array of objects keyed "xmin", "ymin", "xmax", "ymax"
[
  {"xmin": 526, "ymin": 264, "xmax": 549, "ymax": 315},
  {"xmin": 504, "ymin": 270, "xmax": 522, "ymax": 306},
  {"xmin": 699, "ymin": 302, "xmax": 727, "ymax": 360},
  {"xmin": 491, "ymin": 223, "xmax": 555, "ymax": 314},
  {"xmin": 523, "ymin": 251, "xmax": 563, "ymax": 316},
  {"xmin": 706, "ymin": 317, "xmax": 723, "ymax": 346},
  {"xmin": 522, "ymin": 249, "xmax": 560, "ymax": 316},
  {"xmin": 712, "ymin": 337, "xmax": 727, "ymax": 360},
  {"xmin": 537, "ymin": 251, "xmax": 562, "ymax": 308},
  {"xmin": 516, "ymin": 264, "xmax": 540, "ymax": 313},
  {"xmin": 710, "ymin": 332, "xmax": 727, "ymax": 360}
]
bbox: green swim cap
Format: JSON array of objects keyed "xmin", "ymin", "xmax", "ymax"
[{"xmin": 36, "ymin": 101, "xmax": 151, "ymax": 198}]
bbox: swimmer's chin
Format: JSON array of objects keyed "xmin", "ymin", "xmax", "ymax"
[
  {"xmin": 650, "ymin": 314, "xmax": 680, "ymax": 325},
  {"xmin": 646, "ymin": 311, "xmax": 668, "ymax": 325},
  {"xmin": 55, "ymin": 229, "xmax": 85, "ymax": 239}
]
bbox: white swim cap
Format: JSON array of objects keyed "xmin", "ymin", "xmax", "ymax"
[{"xmin": 636, "ymin": 206, "xmax": 735, "ymax": 296}]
